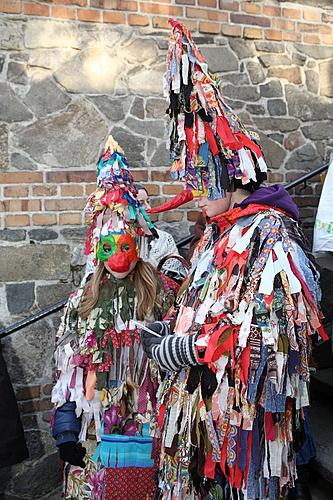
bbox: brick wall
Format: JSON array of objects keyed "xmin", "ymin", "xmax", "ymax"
[{"xmin": 0, "ymin": 0, "xmax": 333, "ymax": 497}]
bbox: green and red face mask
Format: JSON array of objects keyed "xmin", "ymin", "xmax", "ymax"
[{"xmin": 96, "ymin": 232, "xmax": 138, "ymax": 273}]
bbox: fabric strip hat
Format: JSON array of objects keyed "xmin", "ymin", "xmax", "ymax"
[
  {"xmin": 150, "ymin": 19, "xmax": 268, "ymax": 214},
  {"xmin": 84, "ymin": 135, "xmax": 157, "ymax": 261}
]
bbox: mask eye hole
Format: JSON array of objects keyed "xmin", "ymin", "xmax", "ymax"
[
  {"xmin": 103, "ymin": 243, "xmax": 112, "ymax": 253},
  {"xmin": 121, "ymin": 243, "xmax": 131, "ymax": 253}
]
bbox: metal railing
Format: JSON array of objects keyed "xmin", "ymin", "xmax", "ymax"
[{"xmin": 0, "ymin": 161, "xmax": 330, "ymax": 340}]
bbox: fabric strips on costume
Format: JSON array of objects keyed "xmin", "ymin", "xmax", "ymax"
[
  {"xmin": 151, "ymin": 19, "xmax": 268, "ymax": 214},
  {"xmin": 156, "ymin": 203, "xmax": 325, "ymax": 499},
  {"xmin": 84, "ymin": 135, "xmax": 157, "ymax": 265}
]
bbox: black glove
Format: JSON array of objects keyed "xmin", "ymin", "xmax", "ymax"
[
  {"xmin": 141, "ymin": 322, "xmax": 198, "ymax": 372},
  {"xmin": 59, "ymin": 441, "xmax": 86, "ymax": 468}
]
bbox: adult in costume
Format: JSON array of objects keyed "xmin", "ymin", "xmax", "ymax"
[
  {"xmin": 51, "ymin": 136, "xmax": 178, "ymax": 499},
  {"xmin": 141, "ymin": 21, "xmax": 326, "ymax": 500}
]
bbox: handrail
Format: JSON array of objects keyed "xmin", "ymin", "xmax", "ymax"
[{"xmin": 0, "ymin": 161, "xmax": 329, "ymax": 340}]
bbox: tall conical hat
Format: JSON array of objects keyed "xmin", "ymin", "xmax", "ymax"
[
  {"xmin": 150, "ymin": 19, "xmax": 268, "ymax": 213},
  {"xmin": 84, "ymin": 135, "xmax": 156, "ymax": 259}
]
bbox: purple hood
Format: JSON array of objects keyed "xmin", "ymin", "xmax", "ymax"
[{"xmin": 236, "ymin": 184, "xmax": 299, "ymax": 220}]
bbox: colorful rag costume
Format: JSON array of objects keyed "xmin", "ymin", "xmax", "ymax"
[
  {"xmin": 141, "ymin": 21, "xmax": 326, "ymax": 500},
  {"xmin": 51, "ymin": 136, "xmax": 178, "ymax": 499}
]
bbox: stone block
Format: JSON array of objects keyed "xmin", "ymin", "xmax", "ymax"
[
  {"xmin": 305, "ymin": 70, "xmax": 319, "ymax": 94},
  {"xmin": 25, "ymin": 19, "xmax": 78, "ymax": 49},
  {"xmin": 246, "ymin": 104, "xmax": 266, "ymax": 115},
  {"xmin": 36, "ymin": 283, "xmax": 73, "ymax": 309},
  {"xmin": 255, "ymin": 41, "xmax": 285, "ymax": 53},
  {"xmin": 0, "ymin": 123, "xmax": 8, "ymax": 171},
  {"xmin": 222, "ymin": 84, "xmax": 260, "ymax": 102},
  {"xmin": 247, "ymin": 61, "xmax": 265, "ymax": 84},
  {"xmin": 268, "ymin": 133, "xmax": 283, "ymax": 144},
  {"xmin": 27, "ymin": 48, "xmax": 78, "ymax": 71},
  {"xmin": 256, "ymin": 133, "xmax": 286, "ymax": 170},
  {"xmin": 7, "ymin": 62, "xmax": 29, "ymax": 85},
  {"xmin": 10, "ymin": 153, "xmax": 37, "ymax": 170},
  {"xmin": 0, "ymin": 83, "xmax": 33, "ymax": 123},
  {"xmin": 14, "ymin": 101, "xmax": 108, "ymax": 167},
  {"xmin": 302, "ymin": 121, "xmax": 333, "ymax": 141},
  {"xmin": 60, "ymin": 227, "xmax": 88, "ymax": 241},
  {"xmin": 0, "ymin": 229, "xmax": 26, "ymax": 242},
  {"xmin": 201, "ymin": 46, "xmax": 238, "ymax": 73},
  {"xmin": 130, "ymin": 97, "xmax": 145, "ymax": 119},
  {"xmin": 145, "ymin": 98, "xmax": 167, "ymax": 119},
  {"xmin": 319, "ymin": 60, "xmax": 333, "ymax": 98},
  {"xmin": 123, "ymin": 38, "xmax": 158, "ymax": 64},
  {"xmin": 267, "ymin": 99, "xmax": 287, "ymax": 116},
  {"xmin": 222, "ymin": 73, "xmax": 249, "ymax": 85},
  {"xmin": 6, "ymin": 282, "xmax": 35, "ymax": 315},
  {"xmin": 259, "ymin": 54, "xmax": 292, "ymax": 68},
  {"xmin": 151, "ymin": 142, "xmax": 169, "ymax": 168},
  {"xmin": 128, "ymin": 65, "xmax": 164, "ymax": 96},
  {"xmin": 285, "ymin": 143, "xmax": 322, "ymax": 170},
  {"xmin": 259, "ymin": 80, "xmax": 283, "ymax": 97},
  {"xmin": 0, "ymin": 54, "xmax": 4, "ymax": 73},
  {"xmin": 284, "ymin": 131, "xmax": 306, "ymax": 151},
  {"xmin": 294, "ymin": 44, "xmax": 333, "ymax": 60},
  {"xmin": 28, "ymin": 229, "xmax": 59, "ymax": 242},
  {"xmin": 228, "ymin": 38, "xmax": 256, "ymax": 58},
  {"xmin": 54, "ymin": 47, "xmax": 125, "ymax": 94},
  {"xmin": 110, "ymin": 126, "xmax": 146, "ymax": 168},
  {"xmin": 89, "ymin": 95, "xmax": 132, "ymax": 122},
  {"xmin": 285, "ymin": 85, "xmax": 333, "ymax": 121},
  {"xmin": 125, "ymin": 116, "xmax": 166, "ymax": 139},
  {"xmin": 0, "ymin": 245, "xmax": 70, "ymax": 282},
  {"xmin": 23, "ymin": 72, "xmax": 71, "ymax": 118},
  {"xmin": 10, "ymin": 452, "xmax": 60, "ymax": 498},
  {"xmin": 254, "ymin": 117, "xmax": 299, "ymax": 132},
  {"xmin": 0, "ymin": 19, "xmax": 24, "ymax": 50}
]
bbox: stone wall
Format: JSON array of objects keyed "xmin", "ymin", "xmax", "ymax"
[{"xmin": 0, "ymin": 0, "xmax": 333, "ymax": 498}]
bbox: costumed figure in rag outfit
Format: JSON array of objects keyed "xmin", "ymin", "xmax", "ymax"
[
  {"xmin": 51, "ymin": 135, "xmax": 179, "ymax": 499},
  {"xmin": 141, "ymin": 20, "xmax": 327, "ymax": 500}
]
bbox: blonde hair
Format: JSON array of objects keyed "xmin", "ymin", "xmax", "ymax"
[{"xmin": 78, "ymin": 259, "xmax": 160, "ymax": 321}]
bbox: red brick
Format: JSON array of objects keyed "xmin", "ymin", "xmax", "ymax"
[
  {"xmin": 199, "ymin": 21, "xmax": 220, "ymax": 34},
  {"xmin": 3, "ymin": 199, "xmax": 40, "ymax": 212},
  {"xmin": 272, "ymin": 18, "xmax": 295, "ymax": 31},
  {"xmin": 162, "ymin": 184, "xmax": 183, "ymax": 195},
  {"xmin": 32, "ymin": 185, "xmax": 57, "ymax": 197},
  {"xmin": 265, "ymin": 29, "xmax": 282, "ymax": 41},
  {"xmin": 176, "ymin": 0, "xmax": 194, "ymax": 4},
  {"xmin": 45, "ymin": 171, "xmax": 96, "ymax": 183},
  {"xmin": 208, "ymin": 10, "xmax": 228, "ymax": 22},
  {"xmin": 151, "ymin": 170, "xmax": 170, "ymax": 182},
  {"xmin": 187, "ymin": 6, "xmax": 226, "ymax": 20},
  {"xmin": 128, "ymin": 13, "xmax": 149, "ymax": 25},
  {"xmin": 162, "ymin": 211, "xmax": 183, "ymax": 222},
  {"xmin": 241, "ymin": 2, "xmax": 261, "ymax": 15},
  {"xmin": 5, "ymin": 214, "xmax": 29, "ymax": 227},
  {"xmin": 51, "ymin": 5, "xmax": 77, "ymax": 19},
  {"xmin": 78, "ymin": 8, "xmax": 101, "ymax": 22},
  {"xmin": 303, "ymin": 8, "xmax": 321, "ymax": 22},
  {"xmin": 23, "ymin": 2, "xmax": 49, "ymax": 16},
  {"xmin": 0, "ymin": 172, "xmax": 43, "ymax": 184},
  {"xmin": 297, "ymin": 22, "xmax": 331, "ymax": 34},
  {"xmin": 85, "ymin": 183, "xmax": 96, "ymax": 195},
  {"xmin": 4, "ymin": 186, "xmax": 29, "ymax": 197},
  {"xmin": 181, "ymin": 19, "xmax": 197, "ymax": 31},
  {"xmin": 16, "ymin": 386, "xmax": 41, "ymax": 401},
  {"xmin": 32, "ymin": 213, "xmax": 57, "ymax": 226},
  {"xmin": 45, "ymin": 198, "xmax": 85, "ymax": 211},
  {"xmin": 303, "ymin": 33, "xmax": 320, "ymax": 44},
  {"xmin": 268, "ymin": 172, "xmax": 284, "ymax": 183},
  {"xmin": 144, "ymin": 183, "xmax": 160, "ymax": 196},
  {"xmin": 103, "ymin": 10, "xmax": 125, "ymax": 23},
  {"xmin": 187, "ymin": 210, "xmax": 200, "ymax": 222},
  {"xmin": 152, "ymin": 16, "xmax": 169, "ymax": 29},
  {"xmin": 282, "ymin": 7, "xmax": 301, "ymax": 19},
  {"xmin": 61, "ymin": 184, "xmax": 84, "ymax": 196},
  {"xmin": 104, "ymin": 0, "xmax": 137, "ymax": 11},
  {"xmin": 90, "ymin": 0, "xmax": 104, "ymax": 6},
  {"xmin": 140, "ymin": 3, "xmax": 182, "ymax": 16},
  {"xmin": 283, "ymin": 31, "xmax": 301, "ymax": 42},
  {"xmin": 244, "ymin": 27, "xmax": 263, "ymax": 39},
  {"xmin": 59, "ymin": 212, "xmax": 82, "ymax": 225},
  {"xmin": 322, "ymin": 13, "xmax": 333, "ymax": 23},
  {"xmin": 132, "ymin": 169, "xmax": 148, "ymax": 182},
  {"xmin": 263, "ymin": 6, "xmax": 280, "ymax": 17},
  {"xmin": 19, "ymin": 398, "xmax": 52, "ymax": 414},
  {"xmin": 322, "ymin": 34, "xmax": 333, "ymax": 45},
  {"xmin": 0, "ymin": 0, "xmax": 21, "ymax": 14},
  {"xmin": 47, "ymin": 0, "xmax": 86, "ymax": 5},
  {"xmin": 42, "ymin": 384, "xmax": 53, "ymax": 396},
  {"xmin": 219, "ymin": 0, "xmax": 238, "ymax": 11},
  {"xmin": 230, "ymin": 13, "xmax": 270, "ymax": 27},
  {"xmin": 221, "ymin": 24, "xmax": 241, "ymax": 37},
  {"xmin": 198, "ymin": 0, "xmax": 216, "ymax": 7}
]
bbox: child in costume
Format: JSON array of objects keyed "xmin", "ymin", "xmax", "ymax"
[
  {"xmin": 51, "ymin": 136, "xmax": 178, "ymax": 499},
  {"xmin": 141, "ymin": 21, "xmax": 326, "ymax": 500}
]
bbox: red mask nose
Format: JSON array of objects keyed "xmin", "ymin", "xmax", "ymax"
[{"xmin": 106, "ymin": 253, "xmax": 133, "ymax": 273}]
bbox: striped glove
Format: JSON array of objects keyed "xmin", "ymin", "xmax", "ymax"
[{"xmin": 141, "ymin": 322, "xmax": 198, "ymax": 372}]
